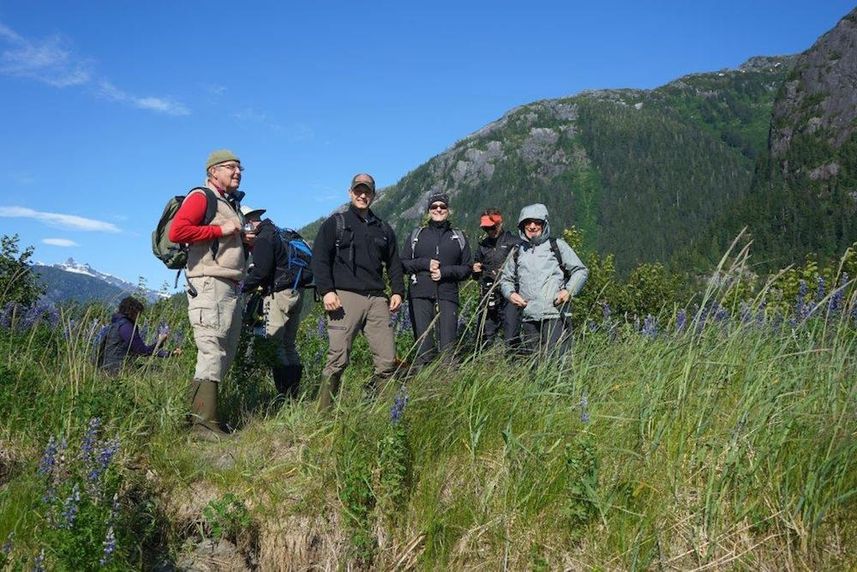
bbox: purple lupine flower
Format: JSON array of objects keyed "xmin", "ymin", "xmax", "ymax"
[
  {"xmin": 756, "ymin": 300, "xmax": 767, "ymax": 325},
  {"xmin": 587, "ymin": 320, "xmax": 598, "ymax": 333},
  {"xmin": 99, "ymin": 526, "xmax": 116, "ymax": 566},
  {"xmin": 676, "ymin": 309, "xmax": 687, "ymax": 332},
  {"xmin": 829, "ymin": 273, "xmax": 847, "ymax": 314},
  {"xmin": 390, "ymin": 386, "xmax": 409, "ymax": 424},
  {"xmin": 316, "ymin": 316, "xmax": 326, "ymax": 338},
  {"xmin": 739, "ymin": 302, "xmax": 751, "ymax": 324},
  {"xmin": 33, "ymin": 548, "xmax": 45, "ymax": 572},
  {"xmin": 601, "ymin": 302, "xmax": 611, "ymax": 321},
  {"xmin": 38, "ymin": 436, "xmax": 57, "ymax": 476},
  {"xmin": 81, "ymin": 418, "xmax": 101, "ymax": 461},
  {"xmin": 0, "ymin": 302, "xmax": 16, "ymax": 329},
  {"xmin": 713, "ymin": 303, "xmax": 729, "ymax": 323},
  {"xmin": 157, "ymin": 322, "xmax": 170, "ymax": 337},
  {"xmin": 815, "ymin": 275, "xmax": 826, "ymax": 303},
  {"xmin": 22, "ymin": 300, "xmax": 60, "ymax": 331},
  {"xmin": 641, "ymin": 314, "xmax": 657, "ymax": 338},
  {"xmin": 60, "ymin": 484, "xmax": 80, "ymax": 528},
  {"xmin": 93, "ymin": 324, "xmax": 110, "ymax": 346},
  {"xmin": 795, "ymin": 280, "xmax": 809, "ymax": 320},
  {"xmin": 87, "ymin": 438, "xmax": 120, "ymax": 487},
  {"xmin": 579, "ymin": 393, "xmax": 590, "ymax": 424},
  {"xmin": 62, "ymin": 319, "xmax": 77, "ymax": 340},
  {"xmin": 2, "ymin": 531, "xmax": 13, "ymax": 556}
]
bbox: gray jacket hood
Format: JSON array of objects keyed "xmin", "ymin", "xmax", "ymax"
[{"xmin": 517, "ymin": 203, "xmax": 551, "ymax": 246}]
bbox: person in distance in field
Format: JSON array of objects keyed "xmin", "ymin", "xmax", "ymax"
[{"xmin": 98, "ymin": 296, "xmax": 181, "ymax": 375}]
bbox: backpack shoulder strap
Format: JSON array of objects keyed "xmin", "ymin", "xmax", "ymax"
[
  {"xmin": 188, "ymin": 187, "xmax": 222, "ymax": 259},
  {"xmin": 334, "ymin": 213, "xmax": 345, "ymax": 249},
  {"xmin": 512, "ymin": 244, "xmax": 521, "ymax": 292},
  {"xmin": 549, "ymin": 238, "xmax": 571, "ymax": 282},
  {"xmin": 451, "ymin": 228, "xmax": 466, "ymax": 252},
  {"xmin": 409, "ymin": 227, "xmax": 423, "ymax": 257}
]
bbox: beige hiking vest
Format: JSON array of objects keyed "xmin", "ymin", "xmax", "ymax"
[{"xmin": 185, "ymin": 187, "xmax": 247, "ymax": 280}]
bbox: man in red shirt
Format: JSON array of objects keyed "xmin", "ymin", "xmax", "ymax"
[{"xmin": 169, "ymin": 149, "xmax": 249, "ymax": 440}]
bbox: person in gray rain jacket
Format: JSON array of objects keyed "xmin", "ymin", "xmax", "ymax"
[{"xmin": 498, "ymin": 203, "xmax": 588, "ymax": 355}]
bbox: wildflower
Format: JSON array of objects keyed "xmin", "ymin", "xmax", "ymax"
[
  {"xmin": 601, "ymin": 302, "xmax": 611, "ymax": 321},
  {"xmin": 88, "ymin": 438, "xmax": 120, "ymax": 486},
  {"xmin": 22, "ymin": 300, "xmax": 60, "ymax": 331},
  {"xmin": 33, "ymin": 548, "xmax": 45, "ymax": 572},
  {"xmin": 739, "ymin": 302, "xmax": 751, "ymax": 324},
  {"xmin": 390, "ymin": 386, "xmax": 409, "ymax": 424},
  {"xmin": 2, "ymin": 531, "xmax": 13, "ymax": 556},
  {"xmin": 815, "ymin": 275, "xmax": 826, "ymax": 303},
  {"xmin": 756, "ymin": 300, "xmax": 767, "ymax": 325},
  {"xmin": 795, "ymin": 279, "xmax": 809, "ymax": 320},
  {"xmin": 93, "ymin": 324, "xmax": 110, "ymax": 346},
  {"xmin": 63, "ymin": 318, "xmax": 77, "ymax": 340},
  {"xmin": 81, "ymin": 418, "xmax": 101, "ymax": 461},
  {"xmin": 60, "ymin": 484, "xmax": 80, "ymax": 528},
  {"xmin": 38, "ymin": 436, "xmax": 58, "ymax": 476},
  {"xmin": 579, "ymin": 393, "xmax": 590, "ymax": 424},
  {"xmin": 99, "ymin": 526, "xmax": 116, "ymax": 566},
  {"xmin": 641, "ymin": 314, "xmax": 657, "ymax": 338},
  {"xmin": 676, "ymin": 309, "xmax": 687, "ymax": 332},
  {"xmin": 316, "ymin": 316, "xmax": 326, "ymax": 338},
  {"xmin": 713, "ymin": 303, "xmax": 728, "ymax": 323},
  {"xmin": 0, "ymin": 302, "xmax": 17, "ymax": 329},
  {"xmin": 587, "ymin": 320, "xmax": 598, "ymax": 333},
  {"xmin": 829, "ymin": 273, "xmax": 847, "ymax": 314},
  {"xmin": 157, "ymin": 321, "xmax": 170, "ymax": 337}
]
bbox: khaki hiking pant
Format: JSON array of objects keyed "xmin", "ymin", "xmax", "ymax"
[
  {"xmin": 264, "ymin": 288, "xmax": 303, "ymax": 367},
  {"xmin": 323, "ymin": 290, "xmax": 397, "ymax": 379},
  {"xmin": 187, "ymin": 275, "xmax": 243, "ymax": 382}
]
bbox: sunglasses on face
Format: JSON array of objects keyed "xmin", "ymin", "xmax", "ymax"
[{"xmin": 429, "ymin": 203, "xmax": 448, "ymax": 211}]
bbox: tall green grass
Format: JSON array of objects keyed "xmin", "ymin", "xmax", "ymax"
[{"xmin": 0, "ymin": 283, "xmax": 855, "ymax": 570}]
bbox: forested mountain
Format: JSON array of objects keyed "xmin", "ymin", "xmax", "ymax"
[
  {"xmin": 693, "ymin": 8, "xmax": 857, "ymax": 270},
  {"xmin": 303, "ymin": 9, "xmax": 855, "ymax": 275},
  {"xmin": 34, "ymin": 260, "xmax": 163, "ymax": 304}
]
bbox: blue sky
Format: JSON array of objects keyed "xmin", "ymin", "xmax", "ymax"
[{"xmin": 0, "ymin": 0, "xmax": 853, "ymax": 291}]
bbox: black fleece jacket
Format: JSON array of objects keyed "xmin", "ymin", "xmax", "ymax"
[
  {"xmin": 311, "ymin": 206, "xmax": 404, "ymax": 298},
  {"xmin": 473, "ymin": 230, "xmax": 521, "ymax": 286},
  {"xmin": 242, "ymin": 219, "xmax": 284, "ymax": 294},
  {"xmin": 402, "ymin": 220, "xmax": 473, "ymax": 302}
]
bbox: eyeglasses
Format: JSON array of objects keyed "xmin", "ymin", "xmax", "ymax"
[
  {"xmin": 429, "ymin": 203, "xmax": 448, "ymax": 211},
  {"xmin": 523, "ymin": 219, "xmax": 544, "ymax": 227},
  {"xmin": 216, "ymin": 163, "xmax": 245, "ymax": 173},
  {"xmin": 481, "ymin": 225, "xmax": 497, "ymax": 231},
  {"xmin": 351, "ymin": 187, "xmax": 374, "ymax": 197}
]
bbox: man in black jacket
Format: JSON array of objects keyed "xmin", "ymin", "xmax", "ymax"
[
  {"xmin": 472, "ymin": 208, "xmax": 522, "ymax": 348},
  {"xmin": 311, "ymin": 173, "xmax": 405, "ymax": 411},
  {"xmin": 402, "ymin": 193, "xmax": 472, "ymax": 365},
  {"xmin": 241, "ymin": 205, "xmax": 306, "ymax": 399}
]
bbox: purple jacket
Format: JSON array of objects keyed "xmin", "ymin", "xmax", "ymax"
[{"xmin": 100, "ymin": 313, "xmax": 167, "ymax": 373}]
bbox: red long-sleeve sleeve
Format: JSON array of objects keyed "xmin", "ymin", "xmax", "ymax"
[{"xmin": 168, "ymin": 192, "xmax": 223, "ymax": 243}]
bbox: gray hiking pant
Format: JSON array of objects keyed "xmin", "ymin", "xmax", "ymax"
[
  {"xmin": 323, "ymin": 290, "xmax": 397, "ymax": 379},
  {"xmin": 187, "ymin": 275, "xmax": 243, "ymax": 382}
]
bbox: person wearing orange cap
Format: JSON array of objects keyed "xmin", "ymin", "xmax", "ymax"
[{"xmin": 472, "ymin": 208, "xmax": 523, "ymax": 348}]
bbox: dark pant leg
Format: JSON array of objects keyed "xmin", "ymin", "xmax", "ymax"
[
  {"xmin": 520, "ymin": 320, "xmax": 540, "ymax": 355},
  {"xmin": 503, "ymin": 302, "xmax": 522, "ymax": 349},
  {"xmin": 409, "ymin": 297, "xmax": 437, "ymax": 365},
  {"xmin": 541, "ymin": 318, "xmax": 566, "ymax": 355},
  {"xmin": 437, "ymin": 299, "xmax": 459, "ymax": 356}
]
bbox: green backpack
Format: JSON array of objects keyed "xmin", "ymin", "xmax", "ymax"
[{"xmin": 152, "ymin": 187, "xmax": 217, "ymax": 270}]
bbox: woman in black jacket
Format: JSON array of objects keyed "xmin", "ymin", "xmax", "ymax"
[{"xmin": 402, "ymin": 193, "xmax": 472, "ymax": 365}]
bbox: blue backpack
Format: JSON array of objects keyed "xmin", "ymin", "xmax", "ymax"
[{"xmin": 276, "ymin": 228, "xmax": 314, "ymax": 290}]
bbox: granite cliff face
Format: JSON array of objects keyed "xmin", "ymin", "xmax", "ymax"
[{"xmin": 715, "ymin": 8, "xmax": 857, "ymax": 266}]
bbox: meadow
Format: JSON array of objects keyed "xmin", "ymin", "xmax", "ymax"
[{"xmin": 0, "ymin": 249, "xmax": 855, "ymax": 570}]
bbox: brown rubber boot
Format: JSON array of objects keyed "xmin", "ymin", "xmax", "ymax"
[
  {"xmin": 317, "ymin": 373, "xmax": 342, "ymax": 413},
  {"xmin": 188, "ymin": 379, "xmax": 229, "ymax": 442}
]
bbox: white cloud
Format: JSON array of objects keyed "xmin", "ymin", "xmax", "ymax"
[
  {"xmin": 0, "ymin": 21, "xmax": 190, "ymax": 115},
  {"xmin": 0, "ymin": 206, "xmax": 120, "ymax": 233},
  {"xmin": 97, "ymin": 81, "xmax": 189, "ymax": 116},
  {"xmin": 42, "ymin": 238, "xmax": 78, "ymax": 247}
]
